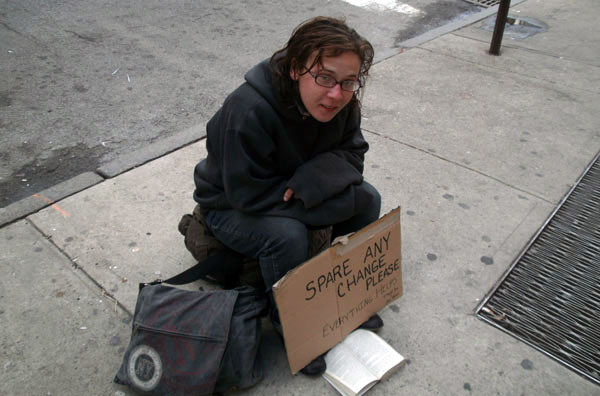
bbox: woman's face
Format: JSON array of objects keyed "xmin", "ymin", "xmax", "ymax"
[{"xmin": 291, "ymin": 51, "xmax": 361, "ymax": 123}]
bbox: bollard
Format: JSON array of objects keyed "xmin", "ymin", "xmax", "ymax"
[{"xmin": 489, "ymin": 0, "xmax": 512, "ymax": 55}]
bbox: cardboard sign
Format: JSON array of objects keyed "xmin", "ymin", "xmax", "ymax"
[{"xmin": 273, "ymin": 208, "xmax": 402, "ymax": 373}]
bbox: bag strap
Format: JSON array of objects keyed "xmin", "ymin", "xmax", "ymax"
[{"xmin": 141, "ymin": 249, "xmax": 244, "ymax": 289}]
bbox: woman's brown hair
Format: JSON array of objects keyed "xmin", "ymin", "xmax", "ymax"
[{"xmin": 270, "ymin": 16, "xmax": 374, "ymax": 109}]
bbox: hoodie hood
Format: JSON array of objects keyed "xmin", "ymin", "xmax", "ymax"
[
  {"xmin": 244, "ymin": 59, "xmax": 306, "ymax": 121},
  {"xmin": 194, "ymin": 58, "xmax": 372, "ymax": 226}
]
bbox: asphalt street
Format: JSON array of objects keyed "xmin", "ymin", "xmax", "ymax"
[{"xmin": 0, "ymin": 0, "xmax": 482, "ymax": 207}]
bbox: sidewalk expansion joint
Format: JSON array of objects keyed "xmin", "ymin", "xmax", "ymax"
[
  {"xmin": 418, "ymin": 42, "xmax": 600, "ymax": 98},
  {"xmin": 496, "ymin": 200, "xmax": 541, "ymax": 254},
  {"xmin": 26, "ymin": 216, "xmax": 133, "ymax": 317},
  {"xmin": 451, "ymin": 31, "xmax": 599, "ymax": 68},
  {"xmin": 363, "ymin": 128, "xmax": 554, "ymax": 205}
]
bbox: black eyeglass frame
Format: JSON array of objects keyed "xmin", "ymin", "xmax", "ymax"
[{"xmin": 304, "ymin": 70, "xmax": 362, "ymax": 92}]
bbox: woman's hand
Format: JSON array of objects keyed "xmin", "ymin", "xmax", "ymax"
[{"xmin": 283, "ymin": 188, "xmax": 295, "ymax": 202}]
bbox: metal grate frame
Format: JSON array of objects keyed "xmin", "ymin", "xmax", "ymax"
[{"xmin": 476, "ymin": 151, "xmax": 600, "ymax": 386}]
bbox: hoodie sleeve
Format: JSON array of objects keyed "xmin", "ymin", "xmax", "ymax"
[
  {"xmin": 216, "ymin": 105, "xmax": 375, "ymax": 227},
  {"xmin": 220, "ymin": 111, "xmax": 290, "ymax": 213},
  {"xmin": 286, "ymin": 107, "xmax": 368, "ymax": 209}
]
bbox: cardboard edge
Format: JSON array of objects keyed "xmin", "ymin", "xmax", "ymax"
[
  {"xmin": 334, "ymin": 207, "xmax": 401, "ymax": 256},
  {"xmin": 274, "ymin": 207, "xmax": 403, "ymax": 374},
  {"xmin": 272, "ymin": 207, "xmax": 401, "ymax": 292}
]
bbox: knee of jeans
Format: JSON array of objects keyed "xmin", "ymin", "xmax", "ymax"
[
  {"xmin": 259, "ymin": 229, "xmax": 310, "ymax": 290},
  {"xmin": 371, "ymin": 189, "xmax": 382, "ymax": 216},
  {"xmin": 361, "ymin": 182, "xmax": 382, "ymax": 221},
  {"xmin": 268, "ymin": 229, "xmax": 310, "ymax": 264}
]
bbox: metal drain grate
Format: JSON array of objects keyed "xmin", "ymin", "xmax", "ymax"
[
  {"xmin": 477, "ymin": 152, "xmax": 600, "ymax": 386},
  {"xmin": 463, "ymin": 0, "xmax": 500, "ymax": 7}
]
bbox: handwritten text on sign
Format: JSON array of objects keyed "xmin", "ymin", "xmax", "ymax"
[
  {"xmin": 304, "ymin": 232, "xmax": 400, "ymax": 301},
  {"xmin": 272, "ymin": 207, "xmax": 401, "ymax": 374}
]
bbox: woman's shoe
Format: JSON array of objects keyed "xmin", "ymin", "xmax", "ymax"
[
  {"xmin": 359, "ymin": 314, "xmax": 384, "ymax": 331},
  {"xmin": 300, "ymin": 354, "xmax": 327, "ymax": 376},
  {"xmin": 298, "ymin": 315, "xmax": 382, "ymax": 376}
]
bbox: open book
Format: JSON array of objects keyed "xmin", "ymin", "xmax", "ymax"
[{"xmin": 323, "ymin": 329, "xmax": 406, "ymax": 396}]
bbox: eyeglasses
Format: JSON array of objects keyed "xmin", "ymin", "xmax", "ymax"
[{"xmin": 306, "ymin": 70, "xmax": 361, "ymax": 92}]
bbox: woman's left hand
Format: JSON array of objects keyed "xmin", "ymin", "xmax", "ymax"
[{"xmin": 283, "ymin": 188, "xmax": 295, "ymax": 202}]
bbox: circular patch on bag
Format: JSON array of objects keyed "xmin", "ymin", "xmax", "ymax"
[{"xmin": 127, "ymin": 345, "xmax": 163, "ymax": 391}]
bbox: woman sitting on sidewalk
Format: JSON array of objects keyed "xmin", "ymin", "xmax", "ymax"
[{"xmin": 192, "ymin": 16, "xmax": 383, "ymax": 375}]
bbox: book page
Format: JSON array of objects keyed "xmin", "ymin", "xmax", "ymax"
[
  {"xmin": 343, "ymin": 329, "xmax": 405, "ymax": 380},
  {"xmin": 324, "ymin": 343, "xmax": 379, "ymax": 396}
]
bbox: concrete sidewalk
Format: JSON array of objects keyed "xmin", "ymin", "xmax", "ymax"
[{"xmin": 2, "ymin": 0, "xmax": 599, "ymax": 394}]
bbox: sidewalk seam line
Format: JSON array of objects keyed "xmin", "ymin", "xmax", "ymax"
[
  {"xmin": 453, "ymin": 31, "xmax": 600, "ymax": 68},
  {"xmin": 451, "ymin": 31, "xmax": 600, "ymax": 70},
  {"xmin": 363, "ymin": 128, "xmax": 555, "ymax": 204},
  {"xmin": 416, "ymin": 44, "xmax": 600, "ymax": 96},
  {"xmin": 26, "ymin": 216, "xmax": 133, "ymax": 317},
  {"xmin": 496, "ymin": 200, "xmax": 540, "ymax": 255}
]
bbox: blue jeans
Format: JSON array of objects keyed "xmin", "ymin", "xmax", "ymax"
[{"xmin": 203, "ymin": 181, "xmax": 381, "ymax": 290}]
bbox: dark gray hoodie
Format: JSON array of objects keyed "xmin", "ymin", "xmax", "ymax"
[{"xmin": 193, "ymin": 59, "xmax": 376, "ymax": 227}]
